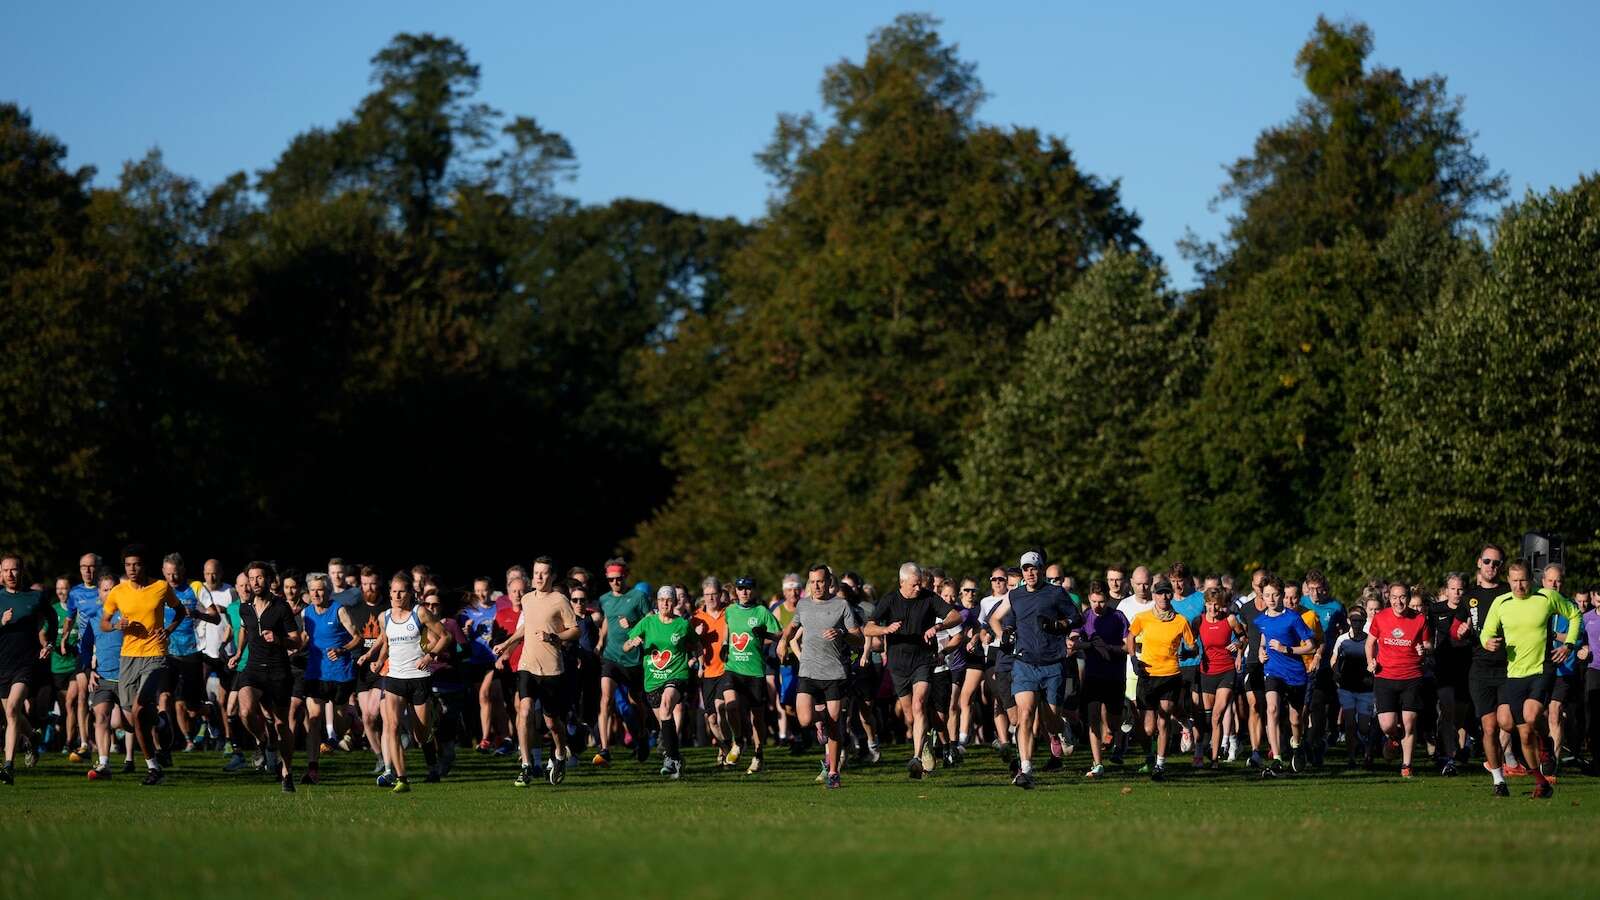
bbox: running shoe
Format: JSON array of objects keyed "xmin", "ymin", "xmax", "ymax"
[
  {"xmin": 826, "ymin": 772, "xmax": 842, "ymax": 789},
  {"xmin": 494, "ymin": 740, "xmax": 516, "ymax": 757},
  {"xmin": 1400, "ymin": 765, "xmax": 1414, "ymax": 779},
  {"xmin": 319, "ymin": 742, "xmax": 334, "ymax": 755},
  {"xmin": 816, "ymin": 759, "xmax": 827, "ymax": 783},
  {"xmin": 592, "ymin": 750, "xmax": 611, "ymax": 767},
  {"xmin": 392, "ymin": 778, "xmax": 411, "ymax": 794},
  {"xmin": 440, "ymin": 743, "xmax": 457, "ymax": 778},
  {"xmin": 1012, "ymin": 770, "xmax": 1034, "ymax": 790},
  {"xmin": 281, "ymin": 772, "xmax": 296, "ymax": 793},
  {"xmin": 477, "ymin": 739, "xmax": 493, "ymax": 754},
  {"xmin": 1270, "ymin": 757, "xmax": 1286, "ymax": 776},
  {"xmin": 953, "ymin": 742, "xmax": 967, "ymax": 764},
  {"xmin": 1084, "ymin": 764, "xmax": 1104, "ymax": 779},
  {"xmin": 1259, "ymin": 763, "xmax": 1279, "ymax": 779},
  {"xmin": 918, "ymin": 743, "xmax": 936, "ymax": 775},
  {"xmin": 424, "ymin": 767, "xmax": 441, "ymax": 784},
  {"xmin": 87, "ymin": 764, "xmax": 111, "ymax": 781},
  {"xmin": 68, "ymin": 749, "xmax": 85, "ymax": 764},
  {"xmin": 515, "ymin": 765, "xmax": 533, "ymax": 787},
  {"xmin": 867, "ymin": 745, "xmax": 881, "ymax": 765},
  {"xmin": 122, "ymin": 760, "xmax": 136, "ymax": 774},
  {"xmin": 1492, "ymin": 782, "xmax": 1510, "ymax": 797},
  {"xmin": 725, "ymin": 743, "xmax": 741, "ymax": 765},
  {"xmin": 634, "ymin": 740, "xmax": 651, "ymax": 763},
  {"xmin": 299, "ymin": 766, "xmax": 319, "ymax": 786},
  {"xmin": 1151, "ymin": 764, "xmax": 1166, "ymax": 782},
  {"xmin": 746, "ymin": 755, "xmax": 763, "ymax": 775},
  {"xmin": 0, "ymin": 764, "xmax": 12, "ymax": 786},
  {"xmin": 23, "ymin": 744, "xmax": 39, "ymax": 769},
  {"xmin": 339, "ymin": 734, "xmax": 355, "ymax": 752},
  {"xmin": 1532, "ymin": 781, "xmax": 1554, "ymax": 800},
  {"xmin": 1049, "ymin": 733, "xmax": 1064, "ymax": 759},
  {"xmin": 141, "ymin": 767, "xmax": 165, "ymax": 786},
  {"xmin": 660, "ymin": 758, "xmax": 674, "ymax": 777},
  {"xmin": 156, "ymin": 747, "xmax": 174, "ymax": 769},
  {"xmin": 715, "ymin": 750, "xmax": 726, "ymax": 767},
  {"xmin": 376, "ymin": 769, "xmax": 396, "ymax": 788},
  {"xmin": 1503, "ymin": 763, "xmax": 1528, "ymax": 777},
  {"xmin": 998, "ymin": 742, "xmax": 1018, "ymax": 765},
  {"xmin": 548, "ymin": 757, "xmax": 566, "ymax": 785},
  {"xmin": 665, "ymin": 757, "xmax": 681, "ymax": 781},
  {"xmin": 908, "ymin": 756, "xmax": 924, "ymax": 780},
  {"xmin": 1290, "ymin": 747, "xmax": 1305, "ymax": 773},
  {"xmin": 1247, "ymin": 752, "xmax": 1263, "ymax": 769},
  {"xmin": 1136, "ymin": 762, "xmax": 1151, "ymax": 775}
]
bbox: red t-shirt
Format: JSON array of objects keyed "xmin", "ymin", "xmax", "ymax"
[
  {"xmin": 1198, "ymin": 616, "xmax": 1237, "ymax": 676},
  {"xmin": 494, "ymin": 600, "xmax": 523, "ymax": 671},
  {"xmin": 1370, "ymin": 608, "xmax": 1429, "ymax": 680}
]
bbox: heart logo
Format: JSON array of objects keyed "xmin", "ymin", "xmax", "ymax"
[
  {"xmin": 730, "ymin": 632, "xmax": 751, "ymax": 652},
  {"xmin": 651, "ymin": 649, "xmax": 673, "ymax": 670}
]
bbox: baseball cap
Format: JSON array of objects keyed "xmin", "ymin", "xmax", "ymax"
[
  {"xmin": 1153, "ymin": 579, "xmax": 1174, "ymax": 595},
  {"xmin": 1020, "ymin": 551, "xmax": 1043, "ymax": 569},
  {"xmin": 734, "ymin": 576, "xmax": 755, "ymax": 589}
]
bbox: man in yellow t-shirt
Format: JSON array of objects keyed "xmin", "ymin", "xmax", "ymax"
[
  {"xmin": 101, "ymin": 544, "xmax": 185, "ymax": 784},
  {"xmin": 1126, "ymin": 580, "xmax": 1196, "ymax": 780}
]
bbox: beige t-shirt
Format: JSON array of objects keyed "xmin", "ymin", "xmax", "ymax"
[{"xmin": 518, "ymin": 589, "xmax": 577, "ymax": 676}]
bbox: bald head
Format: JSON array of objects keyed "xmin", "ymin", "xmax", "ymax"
[{"xmin": 1131, "ymin": 566, "xmax": 1151, "ymax": 601}]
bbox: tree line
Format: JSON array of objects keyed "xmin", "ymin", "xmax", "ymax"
[{"xmin": 2, "ymin": 15, "xmax": 1595, "ymax": 598}]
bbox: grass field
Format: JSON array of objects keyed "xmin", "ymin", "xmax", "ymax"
[{"xmin": 5, "ymin": 743, "xmax": 1599, "ymax": 899}]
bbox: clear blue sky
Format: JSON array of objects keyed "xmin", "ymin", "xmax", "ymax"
[{"xmin": 6, "ymin": 1, "xmax": 1596, "ymax": 288}]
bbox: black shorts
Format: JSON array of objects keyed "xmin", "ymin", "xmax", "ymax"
[
  {"xmin": 1181, "ymin": 666, "xmax": 1203, "ymax": 695},
  {"xmin": 700, "ymin": 672, "xmax": 729, "ymax": 709},
  {"xmin": 1200, "ymin": 670, "xmax": 1233, "ymax": 695},
  {"xmin": 201, "ymin": 654, "xmax": 230, "ymax": 687},
  {"xmin": 795, "ymin": 675, "xmax": 846, "ymax": 702},
  {"xmin": 236, "ymin": 669, "xmax": 293, "ymax": 707},
  {"xmin": 727, "ymin": 671, "xmax": 767, "ymax": 708},
  {"xmin": 645, "ymin": 680, "xmax": 686, "ymax": 710},
  {"xmin": 383, "ymin": 675, "xmax": 432, "ymax": 706},
  {"xmin": 1263, "ymin": 675, "xmax": 1307, "ymax": 708},
  {"xmin": 302, "ymin": 679, "xmax": 355, "ymax": 704},
  {"xmin": 1469, "ymin": 667, "xmax": 1506, "ymax": 719},
  {"xmin": 1244, "ymin": 663, "xmax": 1266, "ymax": 697},
  {"xmin": 1373, "ymin": 676, "xmax": 1421, "ymax": 714},
  {"xmin": 887, "ymin": 651, "xmax": 933, "ymax": 698},
  {"xmin": 1083, "ymin": 675, "xmax": 1123, "ymax": 708},
  {"xmin": 994, "ymin": 669, "xmax": 1016, "ymax": 710},
  {"xmin": 290, "ymin": 670, "xmax": 308, "ymax": 700},
  {"xmin": 849, "ymin": 663, "xmax": 878, "ymax": 700},
  {"xmin": 459, "ymin": 662, "xmax": 490, "ymax": 690},
  {"xmin": 600, "ymin": 659, "xmax": 645, "ymax": 697},
  {"xmin": 970, "ymin": 646, "xmax": 995, "ymax": 671},
  {"xmin": 356, "ymin": 663, "xmax": 383, "ymax": 695},
  {"xmin": 1548, "ymin": 669, "xmax": 1579, "ymax": 705},
  {"xmin": 164, "ymin": 654, "xmax": 206, "ymax": 707},
  {"xmin": 929, "ymin": 669, "xmax": 953, "ymax": 711},
  {"xmin": 1137, "ymin": 673, "xmax": 1184, "ymax": 711},
  {"xmin": 517, "ymin": 671, "xmax": 569, "ymax": 711},
  {"xmin": 51, "ymin": 670, "xmax": 75, "ymax": 694},
  {"xmin": 1498, "ymin": 674, "xmax": 1549, "ymax": 724}
]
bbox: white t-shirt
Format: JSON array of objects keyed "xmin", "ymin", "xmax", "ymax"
[
  {"xmin": 196, "ymin": 584, "xmax": 235, "ymax": 658},
  {"xmin": 1118, "ymin": 596, "xmax": 1155, "ymax": 677},
  {"xmin": 979, "ymin": 594, "xmax": 1008, "ymax": 649}
]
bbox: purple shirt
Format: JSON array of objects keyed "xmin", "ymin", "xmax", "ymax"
[
  {"xmin": 1078, "ymin": 607, "xmax": 1130, "ymax": 680},
  {"xmin": 1584, "ymin": 610, "xmax": 1600, "ymax": 672}
]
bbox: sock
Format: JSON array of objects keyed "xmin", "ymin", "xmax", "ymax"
[
  {"xmin": 1155, "ymin": 755, "xmax": 1165, "ymax": 767},
  {"xmin": 1019, "ymin": 758, "xmax": 1032, "ymax": 774},
  {"xmin": 958, "ymin": 732, "xmax": 968, "ymax": 745},
  {"xmin": 99, "ymin": 755, "xmax": 109, "ymax": 767},
  {"xmin": 1490, "ymin": 766, "xmax": 1505, "ymax": 785},
  {"xmin": 868, "ymin": 740, "xmax": 879, "ymax": 751},
  {"xmin": 661, "ymin": 721, "xmax": 680, "ymax": 759},
  {"xmin": 146, "ymin": 758, "xmax": 159, "ymax": 771}
]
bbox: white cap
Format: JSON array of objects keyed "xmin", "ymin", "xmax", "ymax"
[
  {"xmin": 656, "ymin": 585, "xmax": 676, "ymax": 601},
  {"xmin": 1020, "ymin": 551, "xmax": 1044, "ymax": 568}
]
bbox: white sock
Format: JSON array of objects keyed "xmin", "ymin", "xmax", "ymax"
[
  {"xmin": 146, "ymin": 758, "xmax": 159, "ymax": 771},
  {"xmin": 958, "ymin": 732, "xmax": 968, "ymax": 745},
  {"xmin": 98, "ymin": 755, "xmax": 109, "ymax": 767},
  {"xmin": 1155, "ymin": 755, "xmax": 1165, "ymax": 767},
  {"xmin": 1019, "ymin": 759, "xmax": 1032, "ymax": 774},
  {"xmin": 1491, "ymin": 766, "xmax": 1505, "ymax": 785}
]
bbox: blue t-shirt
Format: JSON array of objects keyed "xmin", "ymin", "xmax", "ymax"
[
  {"xmin": 1173, "ymin": 591, "xmax": 1206, "ymax": 669},
  {"xmin": 1300, "ymin": 597, "xmax": 1346, "ymax": 664},
  {"xmin": 164, "ymin": 584, "xmax": 201, "ymax": 657},
  {"xmin": 302, "ymin": 602, "xmax": 354, "ymax": 682},
  {"xmin": 1257, "ymin": 611, "xmax": 1314, "ymax": 685},
  {"xmin": 331, "ymin": 587, "xmax": 362, "ymax": 609},
  {"xmin": 71, "ymin": 583, "xmax": 100, "ymax": 649},
  {"xmin": 457, "ymin": 604, "xmax": 499, "ymax": 665},
  {"xmin": 93, "ymin": 611, "xmax": 124, "ymax": 680},
  {"xmin": 1552, "ymin": 614, "xmax": 1577, "ymax": 676},
  {"xmin": 1008, "ymin": 583, "xmax": 1076, "ymax": 665}
]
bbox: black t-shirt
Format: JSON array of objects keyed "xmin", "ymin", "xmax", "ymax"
[
  {"xmin": 0, "ymin": 589, "xmax": 45, "ymax": 667},
  {"xmin": 346, "ymin": 601, "xmax": 385, "ymax": 656},
  {"xmin": 873, "ymin": 589, "xmax": 954, "ymax": 661},
  {"xmin": 240, "ymin": 596, "xmax": 297, "ymax": 674},
  {"xmin": 1427, "ymin": 600, "xmax": 1471, "ymax": 675},
  {"xmin": 1464, "ymin": 583, "xmax": 1506, "ymax": 673},
  {"xmin": 1239, "ymin": 604, "xmax": 1266, "ymax": 665}
]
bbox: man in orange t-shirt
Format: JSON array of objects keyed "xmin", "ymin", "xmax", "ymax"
[
  {"xmin": 101, "ymin": 544, "xmax": 185, "ymax": 784},
  {"xmin": 692, "ymin": 577, "xmax": 732, "ymax": 765}
]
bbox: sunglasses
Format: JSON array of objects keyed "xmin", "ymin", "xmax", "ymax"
[
  {"xmin": 1047, "ymin": 577, "xmax": 1063, "ymax": 585},
  {"xmin": 1480, "ymin": 558, "xmax": 1503, "ymax": 567},
  {"xmin": 989, "ymin": 576, "xmax": 1005, "ymax": 582},
  {"xmin": 960, "ymin": 587, "xmax": 977, "ymax": 593}
]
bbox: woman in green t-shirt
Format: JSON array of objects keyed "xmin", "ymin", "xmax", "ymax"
[{"xmin": 623, "ymin": 585, "xmax": 700, "ymax": 779}]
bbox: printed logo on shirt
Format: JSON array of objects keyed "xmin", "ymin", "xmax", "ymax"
[
  {"xmin": 651, "ymin": 650, "xmax": 673, "ymax": 670},
  {"xmin": 1391, "ymin": 628, "xmax": 1404, "ymax": 639},
  {"xmin": 730, "ymin": 632, "xmax": 751, "ymax": 652}
]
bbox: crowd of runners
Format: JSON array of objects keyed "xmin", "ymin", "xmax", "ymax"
[{"xmin": 0, "ymin": 541, "xmax": 1595, "ymax": 797}]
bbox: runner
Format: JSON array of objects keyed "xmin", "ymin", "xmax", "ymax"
[
  {"xmin": 953, "ymin": 576, "xmax": 985, "ymax": 760},
  {"xmin": 1331, "ymin": 603, "xmax": 1376, "ymax": 765},
  {"xmin": 1427, "ymin": 573, "xmax": 1472, "ymax": 775},
  {"xmin": 160, "ymin": 553, "xmax": 218, "ymax": 758},
  {"xmin": 1583, "ymin": 594, "xmax": 1600, "ymax": 775},
  {"xmin": 595, "ymin": 558, "xmax": 651, "ymax": 766},
  {"xmin": 68, "ymin": 553, "xmax": 101, "ymax": 762},
  {"xmin": 234, "ymin": 561, "xmax": 304, "ymax": 791},
  {"xmin": 1235, "ymin": 570, "xmax": 1270, "ymax": 767},
  {"xmin": 863, "ymin": 562, "xmax": 960, "ymax": 780},
  {"xmin": 986, "ymin": 551, "xmax": 1077, "ymax": 789},
  {"xmin": 100, "ymin": 544, "xmax": 186, "ymax": 785},
  {"xmin": 1252, "ymin": 577, "xmax": 1315, "ymax": 777},
  {"xmin": 85, "ymin": 572, "xmax": 130, "ymax": 780},
  {"xmin": 622, "ymin": 585, "xmax": 698, "ymax": 779},
  {"xmin": 778, "ymin": 564, "xmax": 863, "ymax": 788},
  {"xmin": 299, "ymin": 572, "xmax": 358, "ymax": 784},
  {"xmin": 0, "ymin": 556, "xmax": 49, "ymax": 784},
  {"xmin": 1197, "ymin": 585, "xmax": 1243, "ymax": 767},
  {"xmin": 1366, "ymin": 582, "xmax": 1430, "ymax": 779},
  {"xmin": 725, "ymin": 575, "xmax": 779, "ymax": 774},
  {"xmin": 979, "ymin": 567, "xmax": 1017, "ymax": 765},
  {"xmin": 1298, "ymin": 570, "xmax": 1345, "ymax": 767},
  {"xmin": 1125, "ymin": 579, "xmax": 1196, "ymax": 781},
  {"xmin": 362, "ymin": 572, "xmax": 450, "ymax": 793},
  {"xmin": 691, "ymin": 577, "xmax": 731, "ymax": 766},
  {"xmin": 459, "ymin": 576, "xmax": 506, "ymax": 752},
  {"xmin": 345, "ymin": 567, "xmax": 390, "ymax": 774},
  {"xmin": 1540, "ymin": 564, "xmax": 1579, "ymax": 774},
  {"xmin": 46, "ymin": 576, "xmax": 82, "ymax": 757},
  {"xmin": 491, "ymin": 573, "xmax": 528, "ymax": 762},
  {"xmin": 493, "ymin": 557, "xmax": 579, "ymax": 786},
  {"xmin": 1079, "ymin": 582, "xmax": 1128, "ymax": 777},
  {"xmin": 1479, "ymin": 560, "xmax": 1579, "ymax": 799},
  {"xmin": 195, "ymin": 559, "xmax": 235, "ymax": 751},
  {"xmin": 1463, "ymin": 543, "xmax": 1513, "ymax": 791}
]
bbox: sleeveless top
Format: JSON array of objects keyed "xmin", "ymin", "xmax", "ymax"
[
  {"xmin": 384, "ymin": 607, "xmax": 427, "ymax": 679},
  {"xmin": 303, "ymin": 603, "xmax": 354, "ymax": 682}
]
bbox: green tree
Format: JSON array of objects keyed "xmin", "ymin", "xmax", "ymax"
[
  {"xmin": 1352, "ymin": 176, "xmax": 1600, "ymax": 577},
  {"xmin": 628, "ymin": 14, "xmax": 1145, "ymax": 587},
  {"xmin": 911, "ymin": 252, "xmax": 1191, "ymax": 577}
]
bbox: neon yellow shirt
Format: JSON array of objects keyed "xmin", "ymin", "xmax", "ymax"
[{"xmin": 1479, "ymin": 588, "xmax": 1580, "ymax": 678}]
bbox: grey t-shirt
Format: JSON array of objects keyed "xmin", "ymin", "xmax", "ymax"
[{"xmin": 794, "ymin": 596, "xmax": 861, "ymax": 681}]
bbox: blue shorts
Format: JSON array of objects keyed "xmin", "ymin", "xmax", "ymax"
[
  {"xmin": 779, "ymin": 665, "xmax": 798, "ymax": 707},
  {"xmin": 1337, "ymin": 688, "xmax": 1374, "ymax": 718},
  {"xmin": 1011, "ymin": 659, "xmax": 1065, "ymax": 706}
]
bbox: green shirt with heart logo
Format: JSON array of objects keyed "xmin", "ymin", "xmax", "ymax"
[
  {"xmin": 724, "ymin": 602, "xmax": 779, "ymax": 678},
  {"xmin": 628, "ymin": 614, "xmax": 690, "ymax": 691}
]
